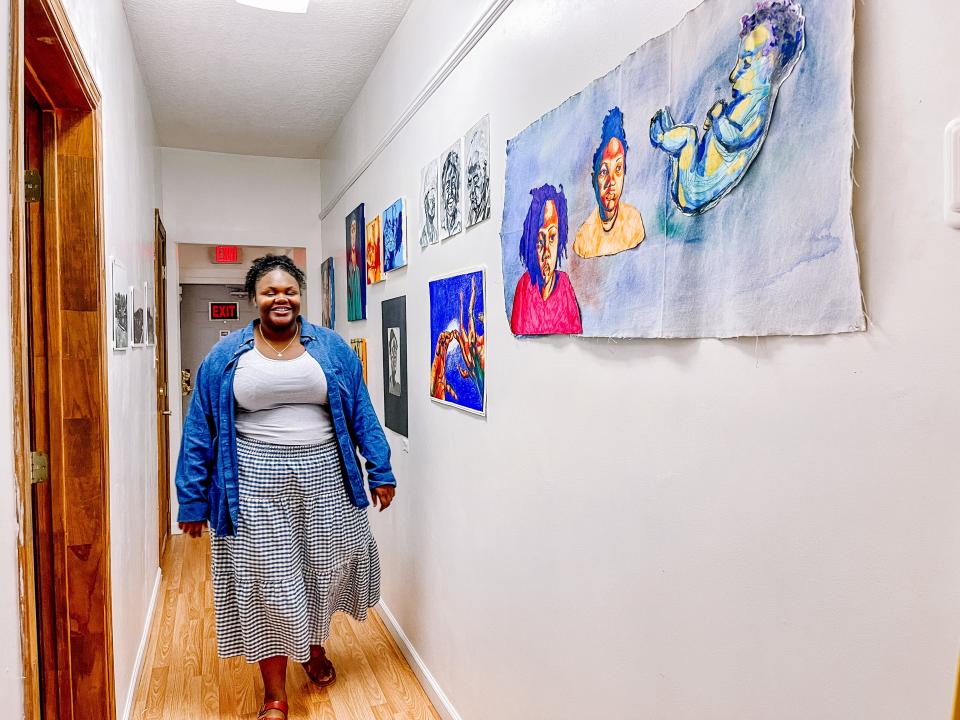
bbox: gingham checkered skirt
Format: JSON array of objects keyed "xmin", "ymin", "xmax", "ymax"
[{"xmin": 210, "ymin": 436, "xmax": 381, "ymax": 663}]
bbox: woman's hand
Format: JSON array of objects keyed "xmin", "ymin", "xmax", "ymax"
[
  {"xmin": 370, "ymin": 486, "xmax": 395, "ymax": 512},
  {"xmin": 178, "ymin": 521, "xmax": 206, "ymax": 538}
]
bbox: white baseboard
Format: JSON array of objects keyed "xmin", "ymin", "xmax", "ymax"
[
  {"xmin": 376, "ymin": 600, "xmax": 463, "ymax": 720},
  {"xmin": 122, "ymin": 567, "xmax": 163, "ymax": 720}
]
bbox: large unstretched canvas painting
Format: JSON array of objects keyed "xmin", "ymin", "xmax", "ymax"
[
  {"xmin": 499, "ymin": 0, "xmax": 863, "ymax": 338},
  {"xmin": 345, "ymin": 204, "xmax": 366, "ymax": 321},
  {"xmin": 429, "ymin": 269, "xmax": 485, "ymax": 416}
]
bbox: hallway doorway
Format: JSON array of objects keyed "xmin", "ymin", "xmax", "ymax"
[
  {"xmin": 12, "ymin": 0, "xmax": 115, "ymax": 717},
  {"xmin": 178, "ymin": 283, "xmax": 259, "ymax": 419},
  {"xmin": 155, "ymin": 211, "xmax": 172, "ymax": 560}
]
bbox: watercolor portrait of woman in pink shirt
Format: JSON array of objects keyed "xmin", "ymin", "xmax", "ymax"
[{"xmin": 510, "ymin": 183, "xmax": 582, "ymax": 336}]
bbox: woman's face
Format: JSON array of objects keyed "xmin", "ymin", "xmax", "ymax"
[
  {"xmin": 537, "ymin": 199, "xmax": 560, "ymax": 286},
  {"xmin": 255, "ymin": 268, "xmax": 301, "ymax": 332}
]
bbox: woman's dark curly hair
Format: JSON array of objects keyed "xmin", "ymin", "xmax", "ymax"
[{"xmin": 244, "ymin": 254, "xmax": 306, "ymax": 301}]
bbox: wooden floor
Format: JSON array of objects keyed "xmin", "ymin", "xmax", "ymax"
[{"xmin": 131, "ymin": 533, "xmax": 441, "ymax": 720}]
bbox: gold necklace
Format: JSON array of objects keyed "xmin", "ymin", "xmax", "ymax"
[{"xmin": 258, "ymin": 324, "xmax": 299, "ymax": 358}]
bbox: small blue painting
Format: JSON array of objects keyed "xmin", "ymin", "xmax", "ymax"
[
  {"xmin": 383, "ymin": 198, "xmax": 407, "ymax": 272},
  {"xmin": 429, "ymin": 269, "xmax": 485, "ymax": 416}
]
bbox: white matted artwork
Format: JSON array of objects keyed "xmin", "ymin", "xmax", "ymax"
[
  {"xmin": 438, "ymin": 138, "xmax": 463, "ymax": 240},
  {"xmin": 428, "ymin": 267, "xmax": 486, "ymax": 416},
  {"xmin": 131, "ymin": 283, "xmax": 146, "ymax": 347},
  {"xmin": 111, "ymin": 258, "xmax": 129, "ymax": 351},
  {"xmin": 465, "ymin": 115, "xmax": 491, "ymax": 227},
  {"xmin": 387, "ymin": 326, "xmax": 402, "ymax": 397},
  {"xmin": 419, "ymin": 158, "xmax": 439, "ymax": 247}
]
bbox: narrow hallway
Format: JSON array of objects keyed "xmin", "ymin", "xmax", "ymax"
[
  {"xmin": 4, "ymin": 1, "xmax": 960, "ymax": 719},
  {"xmin": 131, "ymin": 534, "xmax": 440, "ymax": 720}
]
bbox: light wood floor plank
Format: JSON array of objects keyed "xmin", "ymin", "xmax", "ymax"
[{"xmin": 131, "ymin": 533, "xmax": 440, "ymax": 719}]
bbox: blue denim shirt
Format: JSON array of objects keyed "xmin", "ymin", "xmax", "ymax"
[{"xmin": 175, "ymin": 317, "xmax": 395, "ymax": 536}]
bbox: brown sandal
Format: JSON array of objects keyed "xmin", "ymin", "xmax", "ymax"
[
  {"xmin": 302, "ymin": 647, "xmax": 337, "ymax": 689},
  {"xmin": 257, "ymin": 700, "xmax": 288, "ymax": 719}
]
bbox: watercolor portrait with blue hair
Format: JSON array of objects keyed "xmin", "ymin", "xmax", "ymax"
[
  {"xmin": 573, "ymin": 107, "xmax": 646, "ymax": 259},
  {"xmin": 510, "ymin": 184, "xmax": 582, "ymax": 336}
]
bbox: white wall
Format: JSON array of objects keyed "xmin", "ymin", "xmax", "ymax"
[
  {"xmin": 57, "ymin": 0, "xmax": 163, "ymax": 716},
  {"xmin": 319, "ymin": 1, "xmax": 960, "ymax": 719},
  {"xmin": 0, "ymin": 2, "xmax": 161, "ymax": 718},
  {"xmin": 159, "ymin": 148, "xmax": 322, "ymax": 528},
  {"xmin": 0, "ymin": 1, "xmax": 24, "ymax": 716}
]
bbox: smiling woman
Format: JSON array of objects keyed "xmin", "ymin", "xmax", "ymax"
[{"xmin": 175, "ymin": 254, "xmax": 397, "ymax": 720}]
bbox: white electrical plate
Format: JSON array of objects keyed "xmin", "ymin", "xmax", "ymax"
[{"xmin": 946, "ymin": 118, "xmax": 960, "ymax": 229}]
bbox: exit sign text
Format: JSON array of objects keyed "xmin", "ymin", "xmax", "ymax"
[
  {"xmin": 213, "ymin": 245, "xmax": 240, "ymax": 264},
  {"xmin": 209, "ymin": 302, "xmax": 239, "ymax": 320}
]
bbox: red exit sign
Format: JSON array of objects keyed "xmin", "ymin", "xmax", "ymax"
[
  {"xmin": 209, "ymin": 302, "xmax": 239, "ymax": 320},
  {"xmin": 213, "ymin": 245, "xmax": 240, "ymax": 264}
]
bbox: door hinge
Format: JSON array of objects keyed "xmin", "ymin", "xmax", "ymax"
[
  {"xmin": 30, "ymin": 451, "xmax": 48, "ymax": 484},
  {"xmin": 24, "ymin": 169, "xmax": 41, "ymax": 203}
]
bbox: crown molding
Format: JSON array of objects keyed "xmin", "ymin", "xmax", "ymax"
[{"xmin": 319, "ymin": 0, "xmax": 514, "ymax": 221}]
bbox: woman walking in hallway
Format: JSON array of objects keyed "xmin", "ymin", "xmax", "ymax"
[{"xmin": 176, "ymin": 254, "xmax": 396, "ymax": 720}]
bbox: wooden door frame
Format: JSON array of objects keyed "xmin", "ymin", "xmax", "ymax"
[
  {"xmin": 154, "ymin": 210, "xmax": 171, "ymax": 560},
  {"xmin": 11, "ymin": 0, "xmax": 115, "ymax": 718}
]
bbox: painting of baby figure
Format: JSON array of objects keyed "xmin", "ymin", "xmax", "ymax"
[{"xmin": 650, "ymin": 0, "xmax": 806, "ymax": 215}]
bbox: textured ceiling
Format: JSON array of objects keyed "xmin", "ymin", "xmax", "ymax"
[{"xmin": 122, "ymin": 0, "xmax": 412, "ymax": 158}]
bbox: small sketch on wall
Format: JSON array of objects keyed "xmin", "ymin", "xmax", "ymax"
[
  {"xmin": 466, "ymin": 115, "xmax": 491, "ymax": 227},
  {"xmin": 419, "ymin": 159, "xmax": 439, "ymax": 247},
  {"xmin": 387, "ymin": 327, "xmax": 402, "ymax": 396},
  {"xmin": 366, "ymin": 214, "xmax": 384, "ymax": 285},
  {"xmin": 145, "ymin": 281, "xmax": 156, "ymax": 346},
  {"xmin": 111, "ymin": 259, "xmax": 129, "ymax": 351},
  {"xmin": 383, "ymin": 198, "xmax": 407, "ymax": 272},
  {"xmin": 439, "ymin": 139, "xmax": 463, "ymax": 240},
  {"xmin": 132, "ymin": 284, "xmax": 146, "ymax": 347}
]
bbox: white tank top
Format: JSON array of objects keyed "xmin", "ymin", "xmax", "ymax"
[{"xmin": 233, "ymin": 348, "xmax": 335, "ymax": 445}]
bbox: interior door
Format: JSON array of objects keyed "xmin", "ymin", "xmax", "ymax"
[
  {"xmin": 155, "ymin": 212, "xmax": 171, "ymax": 558},
  {"xmin": 24, "ymin": 88, "xmax": 58, "ymax": 720}
]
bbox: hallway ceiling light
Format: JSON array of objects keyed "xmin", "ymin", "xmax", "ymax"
[{"xmin": 236, "ymin": 0, "xmax": 310, "ymax": 13}]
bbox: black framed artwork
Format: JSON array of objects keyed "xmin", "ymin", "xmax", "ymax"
[{"xmin": 380, "ymin": 295, "xmax": 408, "ymax": 437}]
